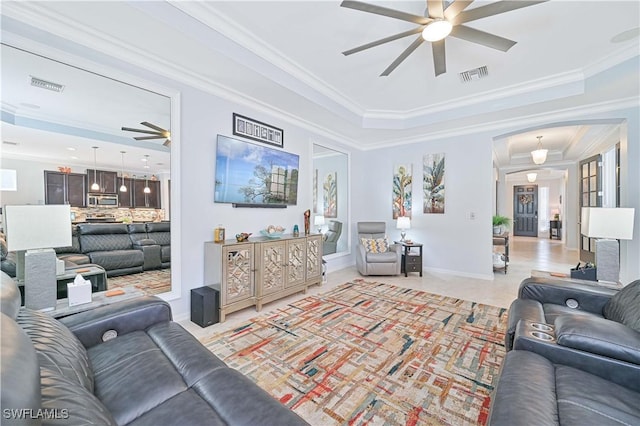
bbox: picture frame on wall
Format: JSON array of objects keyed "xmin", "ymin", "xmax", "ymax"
[{"xmin": 233, "ymin": 113, "xmax": 284, "ymax": 148}]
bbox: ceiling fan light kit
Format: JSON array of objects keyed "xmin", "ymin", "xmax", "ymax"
[
  {"xmin": 422, "ymin": 20, "xmax": 452, "ymax": 42},
  {"xmin": 340, "ymin": 0, "xmax": 548, "ymax": 77}
]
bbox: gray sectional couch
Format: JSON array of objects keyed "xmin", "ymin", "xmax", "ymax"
[
  {"xmin": 1, "ymin": 222, "xmax": 170, "ymax": 279},
  {"xmin": 0, "ymin": 272, "xmax": 308, "ymax": 426}
]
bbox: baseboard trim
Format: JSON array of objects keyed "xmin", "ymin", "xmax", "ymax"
[{"xmin": 423, "ymin": 266, "xmax": 494, "ymax": 281}]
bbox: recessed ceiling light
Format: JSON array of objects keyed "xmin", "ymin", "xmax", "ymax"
[
  {"xmin": 66, "ymin": 147, "xmax": 76, "ymax": 151},
  {"xmin": 611, "ymin": 27, "xmax": 640, "ymax": 43},
  {"xmin": 70, "ymin": 156, "xmax": 78, "ymax": 160}
]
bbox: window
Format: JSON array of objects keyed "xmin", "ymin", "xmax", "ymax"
[
  {"xmin": 0, "ymin": 169, "xmax": 17, "ymax": 191},
  {"xmin": 539, "ymin": 186, "xmax": 549, "ymax": 232}
]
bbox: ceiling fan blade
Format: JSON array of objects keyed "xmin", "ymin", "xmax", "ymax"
[
  {"xmin": 141, "ymin": 121, "xmax": 167, "ymax": 133},
  {"xmin": 431, "ymin": 39, "xmax": 446, "ymax": 76},
  {"xmin": 380, "ymin": 36, "xmax": 424, "ymax": 76},
  {"xmin": 451, "ymin": 1, "xmax": 547, "ymax": 25},
  {"xmin": 444, "ymin": 0, "xmax": 474, "ymax": 20},
  {"xmin": 342, "ymin": 27, "xmax": 424, "ymax": 56},
  {"xmin": 450, "ymin": 25, "xmax": 516, "ymax": 51},
  {"xmin": 121, "ymin": 126, "xmax": 162, "ymax": 135},
  {"xmin": 340, "ymin": 0, "xmax": 430, "ymax": 25},
  {"xmin": 427, "ymin": 0, "xmax": 444, "ymax": 19},
  {"xmin": 134, "ymin": 135, "xmax": 165, "ymax": 141}
]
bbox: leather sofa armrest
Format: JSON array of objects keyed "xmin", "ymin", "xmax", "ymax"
[
  {"xmin": 59, "ymin": 296, "xmax": 172, "ymax": 349},
  {"xmin": 518, "ymin": 277, "xmax": 617, "ymax": 314},
  {"xmin": 555, "ymin": 315, "xmax": 640, "ymax": 365},
  {"xmin": 133, "ymin": 238, "xmax": 158, "ymax": 247}
]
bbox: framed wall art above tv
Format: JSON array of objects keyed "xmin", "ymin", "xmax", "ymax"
[
  {"xmin": 233, "ymin": 113, "xmax": 284, "ymax": 148},
  {"xmin": 214, "ymin": 135, "xmax": 299, "ymax": 206}
]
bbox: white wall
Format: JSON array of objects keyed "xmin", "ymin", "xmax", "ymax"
[{"xmin": 351, "ymin": 134, "xmax": 494, "ymax": 280}]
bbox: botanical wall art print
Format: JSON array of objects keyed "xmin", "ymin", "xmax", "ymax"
[
  {"xmin": 423, "ymin": 152, "xmax": 445, "ymax": 214},
  {"xmin": 392, "ymin": 164, "xmax": 412, "ymax": 219},
  {"xmin": 323, "ymin": 172, "xmax": 337, "ymax": 218}
]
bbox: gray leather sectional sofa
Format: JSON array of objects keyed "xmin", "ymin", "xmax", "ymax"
[
  {"xmin": 488, "ymin": 277, "xmax": 640, "ymax": 425},
  {"xmin": 0, "ymin": 272, "xmax": 308, "ymax": 426},
  {"xmin": 1, "ymin": 222, "xmax": 170, "ymax": 278}
]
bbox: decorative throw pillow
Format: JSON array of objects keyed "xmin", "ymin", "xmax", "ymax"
[
  {"xmin": 361, "ymin": 237, "xmax": 389, "ymax": 253},
  {"xmin": 603, "ymin": 279, "xmax": 640, "ymax": 332},
  {"xmin": 17, "ymin": 309, "xmax": 94, "ymax": 392}
]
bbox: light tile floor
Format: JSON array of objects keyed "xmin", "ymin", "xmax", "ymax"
[{"xmin": 181, "ymin": 236, "xmax": 578, "ymax": 339}]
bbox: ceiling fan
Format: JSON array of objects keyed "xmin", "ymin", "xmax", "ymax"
[
  {"xmin": 121, "ymin": 122, "xmax": 171, "ymax": 147},
  {"xmin": 341, "ymin": 0, "xmax": 547, "ymax": 77}
]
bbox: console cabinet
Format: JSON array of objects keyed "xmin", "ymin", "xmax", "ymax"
[{"xmin": 204, "ymin": 234, "xmax": 322, "ymax": 322}]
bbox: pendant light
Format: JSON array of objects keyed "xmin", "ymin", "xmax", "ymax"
[
  {"xmin": 143, "ymin": 155, "xmax": 151, "ymax": 193},
  {"xmin": 90, "ymin": 146, "xmax": 100, "ymax": 191},
  {"xmin": 143, "ymin": 175, "xmax": 151, "ymax": 194},
  {"xmin": 531, "ymin": 136, "xmax": 548, "ymax": 165},
  {"xmin": 119, "ymin": 151, "xmax": 127, "ymax": 192}
]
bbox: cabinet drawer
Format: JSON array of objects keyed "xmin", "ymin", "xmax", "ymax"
[
  {"xmin": 405, "ymin": 255, "xmax": 421, "ymax": 266},
  {"xmin": 405, "ymin": 263, "xmax": 421, "ymax": 272}
]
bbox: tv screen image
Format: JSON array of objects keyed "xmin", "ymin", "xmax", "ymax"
[{"xmin": 215, "ymin": 135, "xmax": 299, "ymax": 205}]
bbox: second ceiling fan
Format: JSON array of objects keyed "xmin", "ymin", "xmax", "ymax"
[
  {"xmin": 121, "ymin": 121, "xmax": 171, "ymax": 147},
  {"xmin": 341, "ymin": 0, "xmax": 547, "ymax": 77}
]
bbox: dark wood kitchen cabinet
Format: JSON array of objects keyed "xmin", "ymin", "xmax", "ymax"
[
  {"xmin": 86, "ymin": 169, "xmax": 118, "ymax": 194},
  {"xmin": 44, "ymin": 171, "xmax": 87, "ymax": 207},
  {"xmin": 132, "ymin": 179, "xmax": 161, "ymax": 208}
]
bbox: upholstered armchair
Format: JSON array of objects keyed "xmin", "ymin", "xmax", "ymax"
[
  {"xmin": 323, "ymin": 220, "xmax": 342, "ymax": 255},
  {"xmin": 356, "ymin": 222, "xmax": 401, "ymax": 276}
]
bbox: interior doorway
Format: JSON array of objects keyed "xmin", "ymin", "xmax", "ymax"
[{"xmin": 513, "ymin": 185, "xmax": 538, "ymax": 237}]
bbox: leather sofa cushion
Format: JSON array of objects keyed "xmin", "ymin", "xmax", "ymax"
[
  {"xmin": 555, "ymin": 363, "xmax": 640, "ymax": 425},
  {"xmin": 40, "ymin": 367, "xmax": 116, "ymax": 426},
  {"xmin": 604, "ymin": 279, "xmax": 640, "ymax": 332},
  {"xmin": 160, "ymin": 246, "xmax": 171, "ymax": 262},
  {"xmin": 17, "ymin": 309, "xmax": 94, "ymax": 393},
  {"xmin": 1, "ymin": 272, "xmax": 22, "ymax": 319},
  {"xmin": 89, "ymin": 250, "xmax": 144, "ymax": 270},
  {"xmin": 81, "ymin": 234, "xmax": 134, "ymax": 252},
  {"xmin": 555, "ymin": 314, "xmax": 640, "ymax": 365},
  {"xmin": 542, "ymin": 302, "xmax": 603, "ymax": 325}
]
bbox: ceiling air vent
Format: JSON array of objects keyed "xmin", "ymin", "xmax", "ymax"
[
  {"xmin": 459, "ymin": 66, "xmax": 488, "ymax": 83},
  {"xmin": 30, "ymin": 76, "xmax": 65, "ymax": 93},
  {"xmin": 3, "ymin": 141, "xmax": 19, "ymax": 146}
]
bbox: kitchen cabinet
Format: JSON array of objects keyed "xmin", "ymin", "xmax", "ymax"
[
  {"xmin": 44, "ymin": 171, "xmax": 87, "ymax": 207},
  {"xmin": 131, "ymin": 179, "xmax": 161, "ymax": 208},
  {"xmin": 86, "ymin": 169, "xmax": 118, "ymax": 194}
]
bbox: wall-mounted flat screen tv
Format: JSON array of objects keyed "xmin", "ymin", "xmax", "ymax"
[{"xmin": 215, "ymin": 135, "xmax": 299, "ymax": 205}]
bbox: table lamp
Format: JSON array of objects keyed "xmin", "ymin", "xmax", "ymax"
[
  {"xmin": 581, "ymin": 207, "xmax": 635, "ymax": 283},
  {"xmin": 314, "ymin": 215, "xmax": 325, "ymax": 233},
  {"xmin": 5, "ymin": 205, "xmax": 72, "ymax": 310},
  {"xmin": 396, "ymin": 216, "xmax": 411, "ymax": 241}
]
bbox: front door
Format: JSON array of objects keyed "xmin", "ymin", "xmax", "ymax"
[
  {"xmin": 579, "ymin": 154, "xmax": 602, "ymax": 263},
  {"xmin": 513, "ymin": 185, "xmax": 538, "ymax": 237}
]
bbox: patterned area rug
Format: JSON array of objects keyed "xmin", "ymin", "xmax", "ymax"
[
  {"xmin": 201, "ymin": 279, "xmax": 507, "ymax": 425},
  {"xmin": 107, "ymin": 269, "xmax": 171, "ymax": 295}
]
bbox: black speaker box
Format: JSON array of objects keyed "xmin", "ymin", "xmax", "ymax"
[{"xmin": 191, "ymin": 285, "xmax": 220, "ymax": 327}]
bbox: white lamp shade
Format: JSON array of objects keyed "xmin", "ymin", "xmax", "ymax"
[
  {"xmin": 581, "ymin": 207, "xmax": 635, "ymax": 240},
  {"xmin": 5, "ymin": 205, "xmax": 72, "ymax": 251},
  {"xmin": 526, "ymin": 173, "xmax": 537, "ymax": 182},
  {"xmin": 314, "ymin": 215, "xmax": 325, "ymax": 226},
  {"xmin": 396, "ymin": 216, "xmax": 411, "ymax": 230},
  {"xmin": 531, "ymin": 149, "xmax": 548, "ymax": 165}
]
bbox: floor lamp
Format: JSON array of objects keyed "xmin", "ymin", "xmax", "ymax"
[
  {"xmin": 5, "ymin": 205, "xmax": 72, "ymax": 310},
  {"xmin": 581, "ymin": 207, "xmax": 635, "ymax": 283}
]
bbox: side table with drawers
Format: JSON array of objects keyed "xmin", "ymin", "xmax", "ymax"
[{"xmin": 395, "ymin": 241, "xmax": 423, "ymax": 277}]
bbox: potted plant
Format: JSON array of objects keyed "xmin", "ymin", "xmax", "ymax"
[{"xmin": 492, "ymin": 215, "xmax": 511, "ymax": 235}]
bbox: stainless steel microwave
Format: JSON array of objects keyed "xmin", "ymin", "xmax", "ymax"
[{"xmin": 87, "ymin": 194, "xmax": 118, "ymax": 207}]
